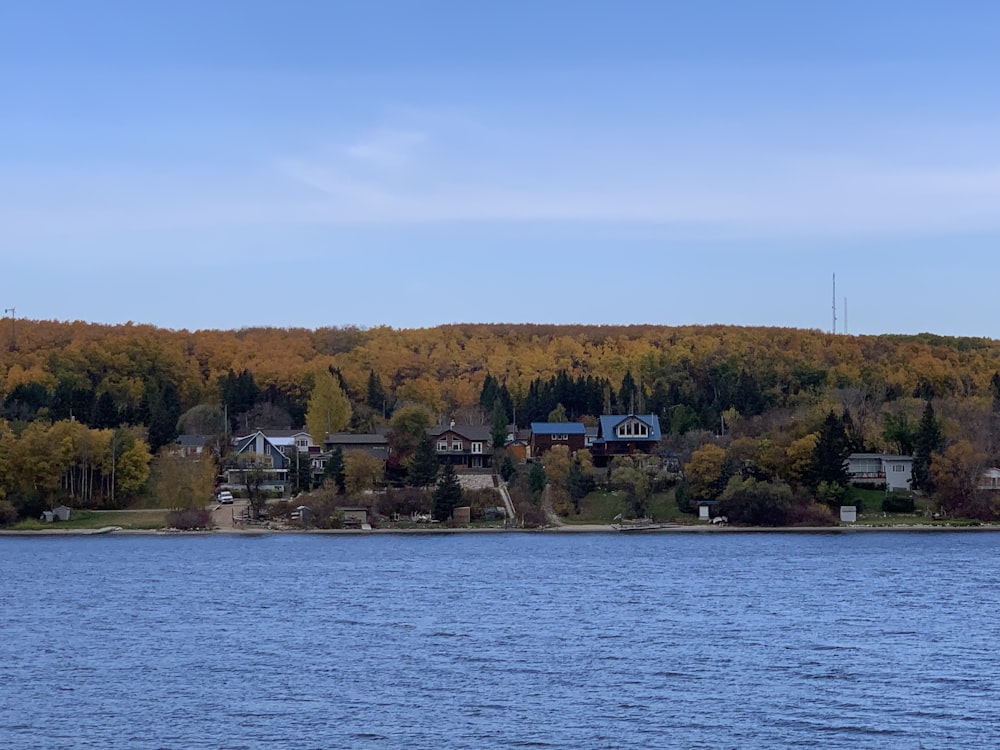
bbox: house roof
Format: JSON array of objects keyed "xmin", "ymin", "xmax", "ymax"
[
  {"xmin": 234, "ymin": 428, "xmax": 311, "ymax": 440},
  {"xmin": 849, "ymin": 453, "xmax": 913, "ymax": 461},
  {"xmin": 428, "ymin": 424, "xmax": 492, "ymax": 442},
  {"xmin": 530, "ymin": 422, "xmax": 586, "ymax": 435},
  {"xmin": 176, "ymin": 434, "xmax": 210, "ymax": 447},
  {"xmin": 596, "ymin": 414, "xmax": 662, "ymax": 442},
  {"xmin": 325, "ymin": 432, "xmax": 388, "ymax": 446}
]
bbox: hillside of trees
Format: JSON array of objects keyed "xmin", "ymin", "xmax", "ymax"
[{"xmin": 2, "ymin": 319, "xmax": 1000, "ymax": 523}]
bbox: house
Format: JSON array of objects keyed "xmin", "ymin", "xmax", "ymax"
[
  {"xmin": 323, "ymin": 432, "xmax": 390, "ymax": 462},
  {"xmin": 529, "ymin": 422, "xmax": 587, "ymax": 457},
  {"xmin": 847, "ymin": 453, "xmax": 913, "ymax": 492},
  {"xmin": 235, "ymin": 429, "xmax": 317, "ymax": 457},
  {"xmin": 977, "ymin": 468, "xmax": 1000, "ymax": 491},
  {"xmin": 172, "ymin": 434, "xmax": 211, "ymax": 458},
  {"xmin": 226, "ymin": 429, "xmax": 290, "ymax": 492},
  {"xmin": 590, "ymin": 414, "xmax": 663, "ymax": 465},
  {"xmin": 428, "ymin": 422, "xmax": 493, "ymax": 469}
]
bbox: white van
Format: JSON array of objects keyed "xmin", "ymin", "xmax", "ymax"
[{"xmin": 217, "ymin": 491, "xmax": 234, "ymax": 504}]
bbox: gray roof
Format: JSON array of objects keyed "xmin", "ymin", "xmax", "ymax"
[
  {"xmin": 429, "ymin": 424, "xmax": 492, "ymax": 441},
  {"xmin": 176, "ymin": 434, "xmax": 210, "ymax": 447},
  {"xmin": 325, "ymin": 432, "xmax": 388, "ymax": 446}
]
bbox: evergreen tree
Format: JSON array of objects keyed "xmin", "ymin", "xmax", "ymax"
[
  {"xmin": 811, "ymin": 410, "xmax": 850, "ymax": 489},
  {"xmin": 912, "ymin": 401, "xmax": 944, "ymax": 492},
  {"xmin": 146, "ymin": 381, "xmax": 181, "ymax": 453},
  {"xmin": 407, "ymin": 434, "xmax": 440, "ymax": 489},
  {"xmin": 324, "ymin": 446, "xmax": 346, "ymax": 494},
  {"xmin": 366, "ymin": 369, "xmax": 387, "ymax": 416},
  {"xmin": 619, "ymin": 370, "xmax": 638, "ymax": 413},
  {"xmin": 479, "ymin": 373, "xmax": 500, "ymax": 412},
  {"xmin": 529, "ymin": 462, "xmax": 547, "ymax": 495},
  {"xmin": 566, "ymin": 459, "xmax": 595, "ymax": 513},
  {"xmin": 498, "ymin": 452, "xmax": 517, "ymax": 483},
  {"xmin": 432, "ymin": 463, "xmax": 463, "ymax": 521},
  {"xmin": 490, "ymin": 401, "xmax": 508, "ymax": 453}
]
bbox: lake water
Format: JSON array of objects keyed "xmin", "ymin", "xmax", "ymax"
[{"xmin": 1, "ymin": 531, "xmax": 998, "ymax": 749}]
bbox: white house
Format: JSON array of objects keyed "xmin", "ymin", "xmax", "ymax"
[
  {"xmin": 847, "ymin": 453, "xmax": 913, "ymax": 492},
  {"xmin": 977, "ymin": 468, "xmax": 1000, "ymax": 491}
]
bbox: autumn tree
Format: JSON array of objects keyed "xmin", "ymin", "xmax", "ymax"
[
  {"xmin": 718, "ymin": 476, "xmax": 795, "ymax": 526},
  {"xmin": 684, "ymin": 443, "xmax": 728, "ymax": 502},
  {"xmin": 930, "ymin": 441, "xmax": 990, "ymax": 518},
  {"xmin": 344, "ymin": 451, "xmax": 383, "ymax": 494},
  {"xmin": 305, "ymin": 370, "xmax": 352, "ymax": 446},
  {"xmin": 150, "ymin": 451, "xmax": 216, "ymax": 509}
]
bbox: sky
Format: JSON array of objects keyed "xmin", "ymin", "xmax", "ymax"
[{"xmin": 1, "ymin": 1, "xmax": 999, "ymax": 336}]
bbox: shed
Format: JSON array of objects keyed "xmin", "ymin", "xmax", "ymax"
[
  {"xmin": 840, "ymin": 506, "xmax": 857, "ymax": 523},
  {"xmin": 697, "ymin": 501, "xmax": 717, "ymax": 521},
  {"xmin": 337, "ymin": 506, "xmax": 368, "ymax": 527},
  {"xmin": 452, "ymin": 506, "xmax": 471, "ymax": 524},
  {"xmin": 52, "ymin": 505, "xmax": 71, "ymax": 521}
]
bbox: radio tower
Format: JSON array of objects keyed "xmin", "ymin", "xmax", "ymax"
[{"xmin": 831, "ymin": 274, "xmax": 837, "ymax": 334}]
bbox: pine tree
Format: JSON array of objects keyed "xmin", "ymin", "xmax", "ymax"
[
  {"xmin": 811, "ymin": 410, "xmax": 850, "ymax": 488},
  {"xmin": 366, "ymin": 369, "xmax": 387, "ymax": 416},
  {"xmin": 324, "ymin": 447, "xmax": 346, "ymax": 494},
  {"xmin": 407, "ymin": 434, "xmax": 439, "ymax": 489},
  {"xmin": 490, "ymin": 400, "xmax": 508, "ymax": 453},
  {"xmin": 433, "ymin": 463, "xmax": 463, "ymax": 521}
]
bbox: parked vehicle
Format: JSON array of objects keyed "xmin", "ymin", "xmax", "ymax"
[{"xmin": 217, "ymin": 491, "xmax": 234, "ymax": 504}]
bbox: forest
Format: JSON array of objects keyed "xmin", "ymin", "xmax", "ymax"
[{"xmin": 2, "ymin": 319, "xmax": 1000, "ymax": 524}]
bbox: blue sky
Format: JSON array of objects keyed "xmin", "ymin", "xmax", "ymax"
[{"xmin": 2, "ymin": 1, "xmax": 999, "ymax": 335}]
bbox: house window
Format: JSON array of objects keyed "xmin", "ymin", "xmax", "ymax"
[
  {"xmin": 452, "ymin": 441, "xmax": 463, "ymax": 451},
  {"xmin": 552, "ymin": 434, "xmax": 568, "ymax": 441},
  {"xmin": 617, "ymin": 421, "xmax": 647, "ymax": 438},
  {"xmin": 471, "ymin": 442, "xmax": 483, "ymax": 454},
  {"xmin": 437, "ymin": 441, "xmax": 448, "ymax": 452},
  {"xmin": 892, "ymin": 464, "xmax": 905, "ymax": 472}
]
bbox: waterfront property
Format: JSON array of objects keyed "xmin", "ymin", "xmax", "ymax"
[
  {"xmin": 847, "ymin": 453, "xmax": 913, "ymax": 492},
  {"xmin": 529, "ymin": 421, "xmax": 587, "ymax": 457},
  {"xmin": 590, "ymin": 414, "xmax": 663, "ymax": 465},
  {"xmin": 428, "ymin": 422, "xmax": 493, "ymax": 469}
]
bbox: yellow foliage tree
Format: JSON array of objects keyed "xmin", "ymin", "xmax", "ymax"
[{"xmin": 305, "ymin": 370, "xmax": 352, "ymax": 446}]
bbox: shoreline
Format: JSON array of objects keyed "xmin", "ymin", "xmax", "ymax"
[{"xmin": 2, "ymin": 523, "xmax": 999, "ymax": 537}]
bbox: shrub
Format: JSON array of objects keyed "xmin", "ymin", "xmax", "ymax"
[
  {"xmin": 882, "ymin": 493, "xmax": 915, "ymax": 513},
  {"xmin": 166, "ymin": 508, "xmax": 212, "ymax": 530}
]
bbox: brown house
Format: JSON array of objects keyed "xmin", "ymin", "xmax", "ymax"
[
  {"xmin": 529, "ymin": 422, "xmax": 587, "ymax": 458},
  {"xmin": 428, "ymin": 422, "xmax": 493, "ymax": 469}
]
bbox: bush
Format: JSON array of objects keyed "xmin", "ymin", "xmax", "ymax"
[
  {"xmin": 882, "ymin": 493, "xmax": 915, "ymax": 513},
  {"xmin": 166, "ymin": 508, "xmax": 212, "ymax": 530}
]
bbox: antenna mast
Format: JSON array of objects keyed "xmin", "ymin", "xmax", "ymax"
[
  {"xmin": 844, "ymin": 297, "xmax": 848, "ymax": 335},
  {"xmin": 831, "ymin": 274, "xmax": 837, "ymax": 334}
]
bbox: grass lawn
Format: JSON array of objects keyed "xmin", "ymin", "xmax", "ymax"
[
  {"xmin": 10, "ymin": 509, "xmax": 170, "ymax": 531},
  {"xmin": 564, "ymin": 488, "xmax": 697, "ymax": 524}
]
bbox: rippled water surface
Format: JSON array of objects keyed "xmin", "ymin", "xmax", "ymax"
[{"xmin": 2, "ymin": 532, "xmax": 999, "ymax": 749}]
